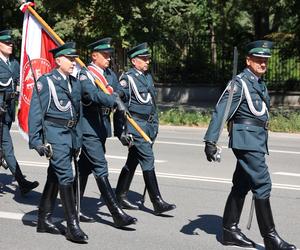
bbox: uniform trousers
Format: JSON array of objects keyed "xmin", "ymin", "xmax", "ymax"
[
  {"xmin": 47, "ymin": 142, "xmax": 74, "ymax": 184},
  {"xmin": 2, "ymin": 122, "xmax": 18, "ymax": 174},
  {"xmin": 78, "ymin": 136, "xmax": 108, "ymax": 177},
  {"xmin": 231, "ymin": 149, "xmax": 272, "ymax": 199}
]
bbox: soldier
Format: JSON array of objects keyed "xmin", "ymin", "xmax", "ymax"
[
  {"xmin": 77, "ymin": 37, "xmax": 137, "ymax": 227},
  {"xmin": 29, "ymin": 42, "xmax": 88, "ymax": 243},
  {"xmin": 0, "ymin": 29, "xmax": 39, "ymax": 195},
  {"xmin": 204, "ymin": 41, "xmax": 296, "ymax": 250},
  {"xmin": 114, "ymin": 42, "xmax": 176, "ymax": 215}
]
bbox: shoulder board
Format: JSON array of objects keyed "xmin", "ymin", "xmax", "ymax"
[{"xmin": 235, "ymin": 72, "xmax": 245, "ymax": 79}]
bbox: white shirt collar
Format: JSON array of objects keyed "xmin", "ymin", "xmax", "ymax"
[
  {"xmin": 246, "ymin": 68, "xmax": 259, "ymax": 81},
  {"xmin": 0, "ymin": 53, "xmax": 9, "ymax": 64},
  {"xmin": 57, "ymin": 69, "xmax": 67, "ymax": 80},
  {"xmin": 134, "ymin": 68, "xmax": 143, "ymax": 75}
]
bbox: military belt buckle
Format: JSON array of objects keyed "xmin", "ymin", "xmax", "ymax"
[{"xmin": 67, "ymin": 120, "xmax": 76, "ymax": 128}]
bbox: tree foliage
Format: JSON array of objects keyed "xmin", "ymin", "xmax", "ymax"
[{"xmin": 0, "ymin": 0, "xmax": 300, "ymax": 87}]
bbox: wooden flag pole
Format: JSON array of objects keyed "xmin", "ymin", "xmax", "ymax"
[{"xmin": 26, "ymin": 5, "xmax": 152, "ymax": 144}]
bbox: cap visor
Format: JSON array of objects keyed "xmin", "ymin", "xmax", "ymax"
[{"xmin": 251, "ymin": 53, "xmax": 271, "ymax": 58}]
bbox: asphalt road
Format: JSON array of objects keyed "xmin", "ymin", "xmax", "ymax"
[{"xmin": 0, "ymin": 124, "xmax": 299, "ymax": 250}]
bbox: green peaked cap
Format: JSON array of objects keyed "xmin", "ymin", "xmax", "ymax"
[
  {"xmin": 127, "ymin": 42, "xmax": 150, "ymax": 59},
  {"xmin": 246, "ymin": 40, "xmax": 273, "ymax": 58},
  {"xmin": 49, "ymin": 42, "xmax": 78, "ymax": 58},
  {"xmin": 0, "ymin": 30, "xmax": 12, "ymax": 42},
  {"xmin": 87, "ymin": 37, "xmax": 114, "ymax": 53}
]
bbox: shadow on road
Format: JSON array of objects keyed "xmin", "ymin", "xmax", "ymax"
[
  {"xmin": 0, "ymin": 173, "xmax": 40, "ymax": 205},
  {"xmin": 180, "ymin": 214, "xmax": 223, "ymax": 243},
  {"xmin": 180, "ymin": 214, "xmax": 266, "ymax": 250},
  {"xmin": 78, "ymin": 190, "xmax": 140, "ymax": 230}
]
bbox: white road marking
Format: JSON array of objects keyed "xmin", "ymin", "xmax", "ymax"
[
  {"xmin": 273, "ymin": 172, "xmax": 300, "ymax": 177},
  {"xmin": 0, "ymin": 211, "xmax": 62, "ymax": 222},
  {"xmin": 155, "ymin": 140, "xmax": 300, "ymax": 155},
  {"xmin": 269, "ymin": 149, "xmax": 300, "ymax": 155},
  {"xmin": 106, "ymin": 155, "xmax": 166, "ymax": 163},
  {"xmin": 11, "ymin": 129, "xmax": 300, "ymax": 155},
  {"xmin": 156, "ymin": 140, "xmax": 202, "ymax": 147},
  {"xmin": 17, "ymin": 161, "xmax": 300, "ymax": 191}
]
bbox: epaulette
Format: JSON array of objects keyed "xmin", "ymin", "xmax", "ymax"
[
  {"xmin": 235, "ymin": 72, "xmax": 245, "ymax": 79},
  {"xmin": 37, "ymin": 73, "xmax": 50, "ymax": 82}
]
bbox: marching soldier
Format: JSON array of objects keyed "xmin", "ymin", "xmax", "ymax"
[
  {"xmin": 115, "ymin": 42, "xmax": 176, "ymax": 215},
  {"xmin": 0, "ymin": 29, "xmax": 39, "ymax": 195},
  {"xmin": 77, "ymin": 37, "xmax": 137, "ymax": 227},
  {"xmin": 204, "ymin": 41, "xmax": 296, "ymax": 250},
  {"xmin": 29, "ymin": 42, "xmax": 88, "ymax": 243}
]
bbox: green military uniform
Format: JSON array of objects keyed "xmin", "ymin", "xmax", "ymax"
[
  {"xmin": 29, "ymin": 42, "xmax": 88, "ymax": 243},
  {"xmin": 204, "ymin": 40, "xmax": 296, "ymax": 250},
  {"xmin": 77, "ymin": 38, "xmax": 137, "ymax": 227},
  {"xmin": 115, "ymin": 43, "xmax": 176, "ymax": 215},
  {"xmin": 0, "ymin": 29, "xmax": 38, "ymax": 195}
]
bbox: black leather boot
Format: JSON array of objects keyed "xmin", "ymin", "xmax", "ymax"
[
  {"xmin": 74, "ymin": 175, "xmax": 95, "ymax": 223},
  {"xmin": 255, "ymin": 198, "xmax": 296, "ymax": 250},
  {"xmin": 37, "ymin": 181, "xmax": 60, "ymax": 234},
  {"xmin": 115, "ymin": 165, "xmax": 139, "ymax": 210},
  {"xmin": 14, "ymin": 163, "xmax": 39, "ymax": 195},
  {"xmin": 143, "ymin": 169, "xmax": 176, "ymax": 215},
  {"xmin": 96, "ymin": 176, "xmax": 137, "ymax": 228},
  {"xmin": 222, "ymin": 191, "xmax": 255, "ymax": 248},
  {"xmin": 59, "ymin": 184, "xmax": 88, "ymax": 243}
]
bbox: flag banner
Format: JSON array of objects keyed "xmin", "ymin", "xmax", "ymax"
[
  {"xmin": 18, "ymin": 2, "xmax": 152, "ymax": 143},
  {"xmin": 18, "ymin": 6, "xmax": 59, "ymax": 138}
]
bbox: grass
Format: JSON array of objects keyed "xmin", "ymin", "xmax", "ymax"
[{"xmin": 158, "ymin": 107, "xmax": 300, "ymax": 133}]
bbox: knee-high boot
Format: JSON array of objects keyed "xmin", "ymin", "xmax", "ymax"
[
  {"xmin": 115, "ymin": 165, "xmax": 139, "ymax": 210},
  {"xmin": 37, "ymin": 181, "xmax": 60, "ymax": 234},
  {"xmin": 143, "ymin": 169, "xmax": 176, "ymax": 215},
  {"xmin": 14, "ymin": 162, "xmax": 39, "ymax": 195},
  {"xmin": 255, "ymin": 198, "xmax": 296, "ymax": 250},
  {"xmin": 96, "ymin": 176, "xmax": 137, "ymax": 227},
  {"xmin": 73, "ymin": 175, "xmax": 95, "ymax": 223},
  {"xmin": 59, "ymin": 184, "xmax": 88, "ymax": 243},
  {"xmin": 222, "ymin": 191, "xmax": 255, "ymax": 248}
]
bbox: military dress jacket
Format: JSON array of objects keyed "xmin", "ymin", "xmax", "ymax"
[
  {"xmin": 79, "ymin": 66, "xmax": 117, "ymax": 141},
  {"xmin": 118, "ymin": 67, "xmax": 159, "ymax": 141},
  {"xmin": 29, "ymin": 69, "xmax": 82, "ymax": 150},
  {"xmin": 204, "ymin": 68, "xmax": 270, "ymax": 154},
  {"xmin": 0, "ymin": 57, "xmax": 20, "ymax": 123}
]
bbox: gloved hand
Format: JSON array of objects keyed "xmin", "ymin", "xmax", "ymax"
[
  {"xmin": 113, "ymin": 93, "xmax": 128, "ymax": 113},
  {"xmin": 204, "ymin": 141, "xmax": 217, "ymax": 162},
  {"xmin": 35, "ymin": 145, "xmax": 51, "ymax": 158},
  {"xmin": 119, "ymin": 132, "xmax": 133, "ymax": 147}
]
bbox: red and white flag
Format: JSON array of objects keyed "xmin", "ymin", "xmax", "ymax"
[{"xmin": 18, "ymin": 2, "xmax": 58, "ymax": 137}]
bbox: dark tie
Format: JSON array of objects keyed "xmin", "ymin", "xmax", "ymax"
[
  {"xmin": 103, "ymin": 69, "xmax": 108, "ymax": 78},
  {"xmin": 6, "ymin": 59, "xmax": 11, "ymax": 70}
]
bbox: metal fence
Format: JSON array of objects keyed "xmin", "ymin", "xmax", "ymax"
[
  {"xmin": 50, "ymin": 40, "xmax": 300, "ymax": 90},
  {"xmin": 112, "ymin": 42, "xmax": 300, "ymax": 90}
]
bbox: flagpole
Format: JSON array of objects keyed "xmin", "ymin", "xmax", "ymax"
[{"xmin": 25, "ymin": 5, "xmax": 152, "ymax": 144}]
